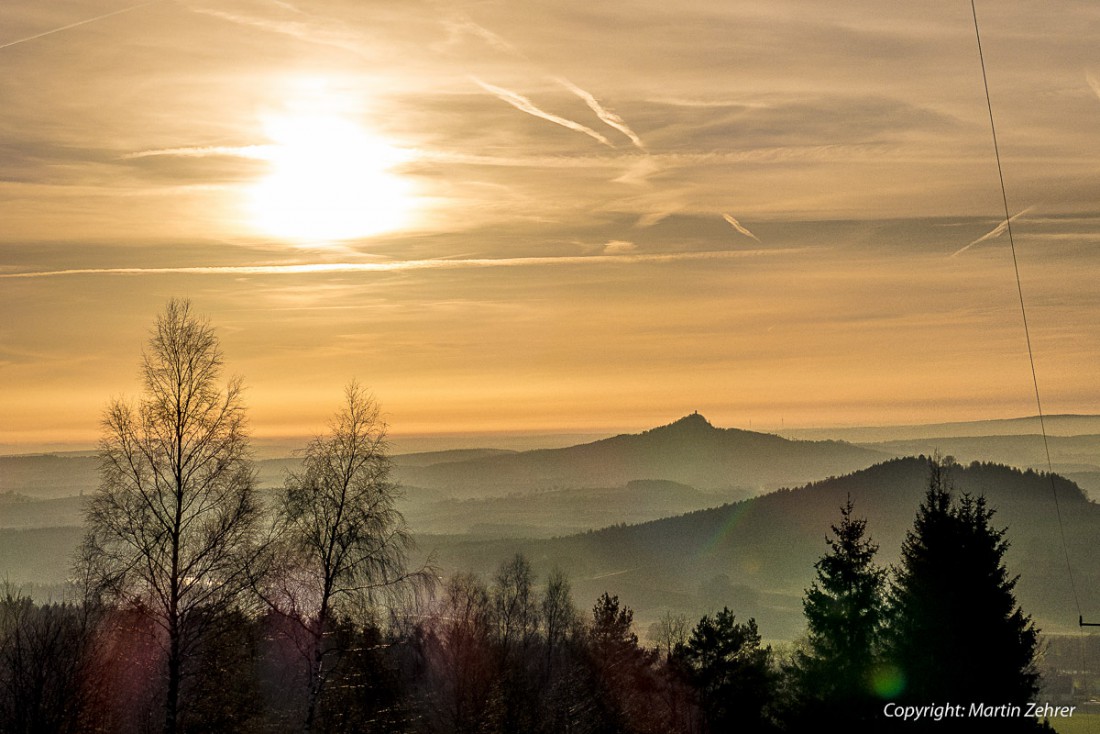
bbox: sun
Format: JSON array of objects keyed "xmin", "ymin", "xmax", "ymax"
[{"xmin": 247, "ymin": 113, "xmax": 415, "ymax": 243}]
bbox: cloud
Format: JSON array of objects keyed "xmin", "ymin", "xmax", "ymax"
[
  {"xmin": 178, "ymin": 0, "xmax": 369, "ymax": 59},
  {"xmin": 723, "ymin": 214, "xmax": 761, "ymax": 243},
  {"xmin": 603, "ymin": 240, "xmax": 636, "ymax": 254},
  {"xmin": 0, "ymin": 248, "xmax": 805, "ymax": 279},
  {"xmin": 635, "ymin": 210, "xmax": 676, "ymax": 228},
  {"xmin": 950, "ymin": 207, "xmax": 1033, "ymax": 257},
  {"xmin": 473, "ymin": 78, "xmax": 614, "ymax": 147},
  {"xmin": 123, "ymin": 145, "xmax": 270, "ymax": 160},
  {"xmin": 1088, "ymin": 72, "xmax": 1100, "ymax": 102},
  {"xmin": 439, "ymin": 14, "xmax": 522, "ymax": 56},
  {"xmin": 556, "ymin": 77, "xmax": 645, "ymax": 150},
  {"xmin": 613, "ymin": 156, "xmax": 660, "ymax": 186}
]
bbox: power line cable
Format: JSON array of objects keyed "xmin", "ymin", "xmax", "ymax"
[{"xmin": 969, "ymin": 0, "xmax": 1084, "ymax": 622}]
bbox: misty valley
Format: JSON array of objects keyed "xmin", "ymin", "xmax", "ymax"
[{"xmin": 5, "ymin": 408, "xmax": 1100, "ymax": 733}]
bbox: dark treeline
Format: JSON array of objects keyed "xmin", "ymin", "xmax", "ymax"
[
  {"xmin": 0, "ymin": 556, "xmax": 761, "ymax": 734},
  {"xmin": 1, "ymin": 457, "xmax": 1052, "ymax": 734}
]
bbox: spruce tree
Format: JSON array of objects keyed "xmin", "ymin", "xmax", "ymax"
[
  {"xmin": 676, "ymin": 609, "xmax": 774, "ymax": 733},
  {"xmin": 886, "ymin": 458, "xmax": 1040, "ymax": 731},
  {"xmin": 792, "ymin": 496, "xmax": 885, "ymax": 727}
]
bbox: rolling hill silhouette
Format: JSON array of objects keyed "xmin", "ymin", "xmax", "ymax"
[
  {"xmin": 6, "ymin": 421, "xmax": 1097, "ymax": 643},
  {"xmin": 424, "ymin": 457, "xmax": 1100, "ymax": 639},
  {"xmin": 396, "ymin": 413, "xmax": 887, "ymax": 496}
]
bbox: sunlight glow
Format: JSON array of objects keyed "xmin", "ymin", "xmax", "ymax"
[{"xmin": 248, "ymin": 114, "xmax": 415, "ymax": 242}]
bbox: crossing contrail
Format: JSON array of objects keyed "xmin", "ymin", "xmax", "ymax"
[
  {"xmin": 474, "ymin": 78, "xmax": 614, "ymax": 147},
  {"xmin": 555, "ymin": 77, "xmax": 646, "ymax": 150}
]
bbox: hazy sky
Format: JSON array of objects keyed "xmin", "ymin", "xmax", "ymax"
[{"xmin": 3, "ymin": 0, "xmax": 1100, "ymax": 449}]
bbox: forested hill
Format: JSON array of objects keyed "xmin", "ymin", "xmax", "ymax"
[
  {"xmin": 429, "ymin": 457, "xmax": 1099, "ymax": 639},
  {"xmin": 396, "ymin": 413, "xmax": 887, "ymax": 496}
]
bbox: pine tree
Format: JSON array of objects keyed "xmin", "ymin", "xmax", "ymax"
[
  {"xmin": 586, "ymin": 593, "xmax": 664, "ymax": 733},
  {"xmin": 792, "ymin": 496, "xmax": 885, "ymax": 727},
  {"xmin": 886, "ymin": 458, "xmax": 1041, "ymax": 731},
  {"xmin": 675, "ymin": 609, "xmax": 774, "ymax": 733}
]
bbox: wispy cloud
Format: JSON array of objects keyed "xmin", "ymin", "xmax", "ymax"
[
  {"xmin": 473, "ymin": 79, "xmax": 613, "ymax": 147},
  {"xmin": 440, "ymin": 14, "xmax": 521, "ymax": 56},
  {"xmin": 950, "ymin": 207, "xmax": 1033, "ymax": 257},
  {"xmin": 602, "ymin": 240, "xmax": 636, "ymax": 254},
  {"xmin": 1088, "ymin": 72, "xmax": 1100, "ymax": 102},
  {"xmin": 178, "ymin": 0, "xmax": 366, "ymax": 59},
  {"xmin": 1, "ymin": 249, "xmax": 806, "ymax": 279},
  {"xmin": 0, "ymin": 0, "xmax": 161, "ymax": 51},
  {"xmin": 268, "ymin": 0, "xmax": 305, "ymax": 14},
  {"xmin": 555, "ymin": 77, "xmax": 645, "ymax": 150},
  {"xmin": 613, "ymin": 156, "xmax": 660, "ymax": 186},
  {"xmin": 723, "ymin": 214, "xmax": 761, "ymax": 243},
  {"xmin": 123, "ymin": 145, "xmax": 270, "ymax": 160},
  {"xmin": 635, "ymin": 210, "xmax": 676, "ymax": 228}
]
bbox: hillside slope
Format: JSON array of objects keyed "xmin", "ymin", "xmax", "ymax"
[
  {"xmin": 425, "ymin": 457, "xmax": 1099, "ymax": 639},
  {"xmin": 397, "ymin": 413, "xmax": 887, "ymax": 496}
]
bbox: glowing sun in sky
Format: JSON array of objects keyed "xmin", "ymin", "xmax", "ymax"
[{"xmin": 248, "ymin": 113, "xmax": 415, "ymax": 243}]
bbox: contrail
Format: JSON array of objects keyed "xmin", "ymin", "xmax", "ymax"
[
  {"xmin": 0, "ymin": 1, "xmax": 161, "ymax": 51},
  {"xmin": 951, "ymin": 207, "xmax": 1033, "ymax": 257},
  {"xmin": 474, "ymin": 79, "xmax": 613, "ymax": 147},
  {"xmin": 723, "ymin": 214, "xmax": 761, "ymax": 243},
  {"xmin": 556, "ymin": 77, "xmax": 645, "ymax": 150},
  {"xmin": 1, "ymin": 248, "xmax": 807, "ymax": 279}
]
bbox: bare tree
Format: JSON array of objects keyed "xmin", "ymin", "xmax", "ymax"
[
  {"xmin": 541, "ymin": 567, "xmax": 579, "ymax": 669},
  {"xmin": 649, "ymin": 610, "xmax": 688, "ymax": 661},
  {"xmin": 80, "ymin": 299, "xmax": 261, "ymax": 734},
  {"xmin": 263, "ymin": 382, "xmax": 426, "ymax": 733},
  {"xmin": 492, "ymin": 553, "xmax": 539, "ymax": 658}
]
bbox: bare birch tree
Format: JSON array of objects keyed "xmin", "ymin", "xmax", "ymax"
[
  {"xmin": 80, "ymin": 299, "xmax": 261, "ymax": 734},
  {"xmin": 262, "ymin": 382, "xmax": 426, "ymax": 733}
]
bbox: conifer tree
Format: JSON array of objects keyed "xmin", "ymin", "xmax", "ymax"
[
  {"xmin": 886, "ymin": 458, "xmax": 1041, "ymax": 731},
  {"xmin": 792, "ymin": 496, "xmax": 885, "ymax": 726},
  {"xmin": 676, "ymin": 609, "xmax": 774, "ymax": 733},
  {"xmin": 587, "ymin": 593, "xmax": 664, "ymax": 733}
]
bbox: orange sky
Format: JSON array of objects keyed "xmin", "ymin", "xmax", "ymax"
[{"xmin": 3, "ymin": 0, "xmax": 1100, "ymax": 450}]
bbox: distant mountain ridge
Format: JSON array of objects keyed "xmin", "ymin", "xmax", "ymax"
[
  {"xmin": 424, "ymin": 457, "xmax": 1099, "ymax": 639},
  {"xmin": 786, "ymin": 414, "xmax": 1100, "ymax": 443},
  {"xmin": 395, "ymin": 413, "xmax": 888, "ymax": 496},
  {"xmin": 865, "ymin": 434, "xmax": 1100, "ymax": 475}
]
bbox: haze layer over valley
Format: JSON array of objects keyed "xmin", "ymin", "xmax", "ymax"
[{"xmin": 4, "ymin": 413, "xmax": 1096, "ymax": 640}]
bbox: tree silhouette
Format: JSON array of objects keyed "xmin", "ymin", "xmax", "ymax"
[
  {"xmin": 492, "ymin": 553, "xmax": 539, "ymax": 659},
  {"xmin": 540, "ymin": 568, "xmax": 579, "ymax": 673},
  {"xmin": 0, "ymin": 589, "xmax": 102, "ymax": 734},
  {"xmin": 424, "ymin": 571, "xmax": 497, "ymax": 734},
  {"xmin": 675, "ymin": 609, "xmax": 774, "ymax": 733},
  {"xmin": 587, "ymin": 593, "xmax": 666, "ymax": 733},
  {"xmin": 262, "ymin": 382, "xmax": 426, "ymax": 733},
  {"xmin": 886, "ymin": 458, "xmax": 1041, "ymax": 731},
  {"xmin": 80, "ymin": 299, "xmax": 261, "ymax": 734},
  {"xmin": 791, "ymin": 496, "xmax": 885, "ymax": 728}
]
